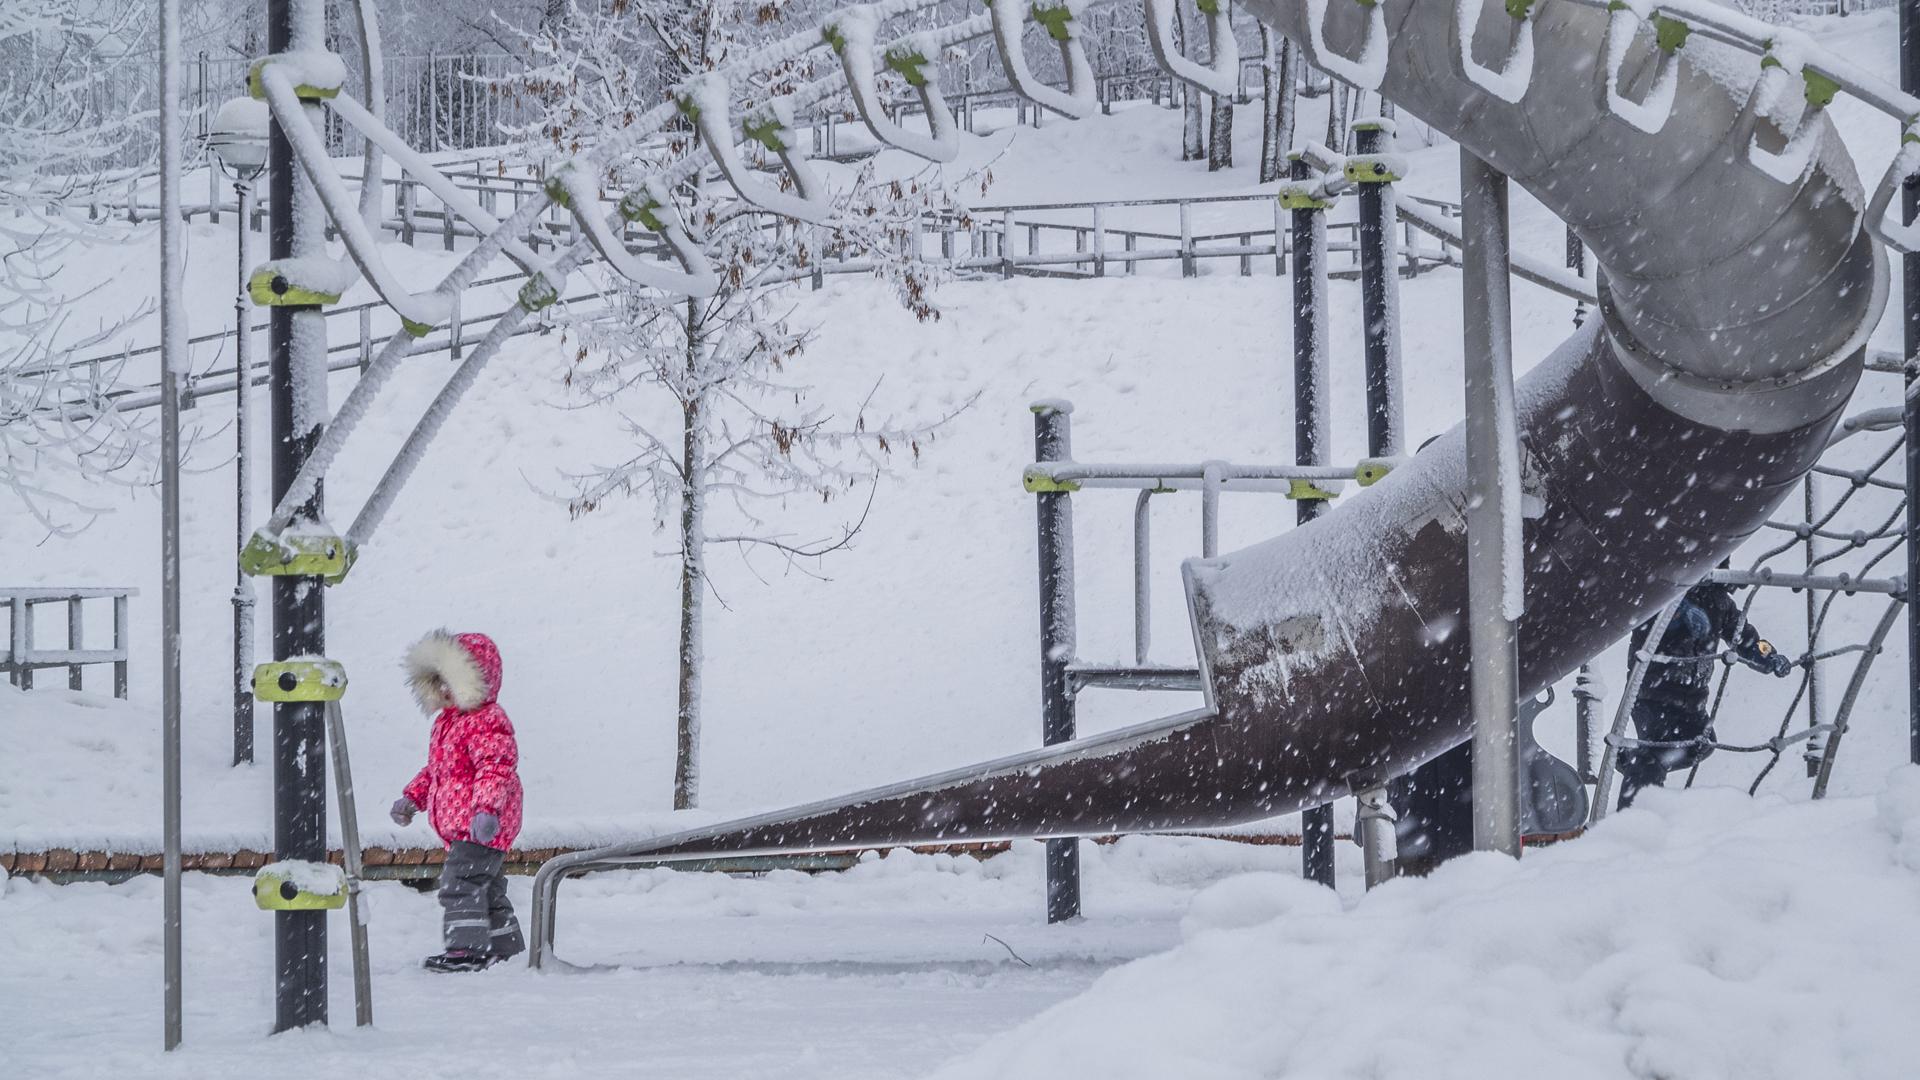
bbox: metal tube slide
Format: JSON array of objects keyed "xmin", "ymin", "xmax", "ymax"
[{"xmin": 530, "ymin": 0, "xmax": 1883, "ymax": 965}]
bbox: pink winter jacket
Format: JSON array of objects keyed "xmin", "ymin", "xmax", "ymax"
[{"xmin": 400, "ymin": 631, "xmax": 524, "ymax": 851}]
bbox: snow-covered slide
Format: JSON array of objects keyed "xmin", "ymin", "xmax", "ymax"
[{"xmin": 529, "ymin": 0, "xmax": 1883, "ymax": 964}]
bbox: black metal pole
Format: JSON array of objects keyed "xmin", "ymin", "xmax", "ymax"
[
  {"xmin": 1033, "ymin": 401, "xmax": 1080, "ymax": 923},
  {"xmin": 268, "ymin": 0, "xmax": 328, "ymax": 1031},
  {"xmin": 1288, "ymin": 154, "xmax": 1337, "ymax": 888},
  {"xmin": 1903, "ymin": 0, "xmax": 1920, "ymax": 769},
  {"xmin": 1352, "ymin": 125, "xmax": 1407, "ymax": 879},
  {"xmin": 1354, "ymin": 121, "xmax": 1401, "ymax": 459},
  {"xmin": 1566, "ymin": 225, "xmax": 1587, "ymax": 329}
]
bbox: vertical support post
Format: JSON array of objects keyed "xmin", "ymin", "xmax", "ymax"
[
  {"xmin": 1033, "ymin": 401, "xmax": 1080, "ymax": 924},
  {"xmin": 202, "ymin": 52, "xmax": 217, "ymax": 225},
  {"xmin": 1460, "ymin": 150, "xmax": 1522, "ymax": 858},
  {"xmin": 1273, "ymin": 196, "xmax": 1286, "ymax": 276},
  {"xmin": 1902, "ymin": 0, "xmax": 1920, "ymax": 768},
  {"xmin": 160, "ymin": 0, "xmax": 188, "ymax": 1051},
  {"xmin": 1179, "ymin": 200, "xmax": 1195, "ymax": 278},
  {"xmin": 450, "ymin": 294, "xmax": 463, "ymax": 360},
  {"xmin": 1133, "ymin": 489, "xmax": 1153, "ymax": 665},
  {"xmin": 1200, "ymin": 462, "xmax": 1222, "ymax": 558},
  {"xmin": 1356, "ymin": 121, "xmax": 1406, "ymax": 889},
  {"xmin": 1288, "ymin": 153, "xmax": 1336, "ymax": 889},
  {"xmin": 233, "ymin": 177, "xmax": 258, "ymax": 767},
  {"xmin": 13, "ymin": 600, "xmax": 32, "ymax": 690},
  {"xmin": 358, "ymin": 307, "xmax": 372, "ymax": 371},
  {"xmin": 1354, "ymin": 121, "xmax": 1403, "ymax": 459},
  {"xmin": 8, "ymin": 591, "xmax": 25, "ymax": 684},
  {"xmin": 1565, "ymin": 225, "xmax": 1588, "ymax": 328},
  {"xmin": 113, "ymin": 593, "xmax": 129, "ymax": 699},
  {"xmin": 1566, "ymin": 220, "xmax": 1598, "ymax": 781},
  {"xmin": 1804, "ymin": 475, "xmax": 1827, "ymax": 776},
  {"xmin": 1001, "ymin": 210, "xmax": 1015, "ymax": 280},
  {"xmin": 1573, "ymin": 667, "xmax": 1603, "ymax": 783},
  {"xmin": 1092, "ymin": 205, "xmax": 1106, "ymax": 278},
  {"xmin": 268, "ymin": 0, "xmax": 330, "ymax": 1032},
  {"xmin": 67, "ymin": 597, "xmax": 84, "ymax": 691}
]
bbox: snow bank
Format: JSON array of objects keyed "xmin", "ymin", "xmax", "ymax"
[{"xmin": 935, "ymin": 773, "xmax": 1920, "ymax": 1080}]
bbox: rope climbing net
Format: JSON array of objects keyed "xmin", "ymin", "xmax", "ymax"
[{"xmin": 1592, "ymin": 415, "xmax": 1910, "ymax": 819}]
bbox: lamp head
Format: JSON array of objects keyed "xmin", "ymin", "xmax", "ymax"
[{"xmin": 207, "ymin": 97, "xmax": 269, "ymax": 180}]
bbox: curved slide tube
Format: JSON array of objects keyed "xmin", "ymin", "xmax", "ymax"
[{"xmin": 531, "ymin": 0, "xmax": 1882, "ymax": 966}]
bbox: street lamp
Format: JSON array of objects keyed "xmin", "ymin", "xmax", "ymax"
[{"xmin": 208, "ymin": 97, "xmax": 268, "ymax": 767}]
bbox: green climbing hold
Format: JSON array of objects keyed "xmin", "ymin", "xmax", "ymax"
[
  {"xmin": 253, "ymin": 862, "xmax": 347, "ymax": 911},
  {"xmin": 239, "ymin": 529, "xmax": 352, "ymax": 580},
  {"xmin": 252, "ymin": 659, "xmax": 348, "ymax": 704},
  {"xmin": 247, "ymin": 268, "xmax": 340, "ymax": 308}
]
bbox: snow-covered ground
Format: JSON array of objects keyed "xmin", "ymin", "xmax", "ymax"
[
  {"xmin": 3, "ymin": 836, "xmax": 1303, "ymax": 1077},
  {"xmin": 6, "ymin": 6, "xmax": 1920, "ymax": 1075},
  {"xmin": 6, "ymin": 777, "xmax": 1917, "ymax": 1078}
]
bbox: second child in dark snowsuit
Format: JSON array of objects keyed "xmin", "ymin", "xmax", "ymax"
[{"xmin": 1616, "ymin": 582, "xmax": 1792, "ymax": 809}]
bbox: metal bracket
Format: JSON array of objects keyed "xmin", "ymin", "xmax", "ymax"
[
  {"xmin": 253, "ymin": 861, "xmax": 348, "ymax": 911},
  {"xmin": 1023, "ymin": 466, "xmax": 1082, "ymax": 493},
  {"xmin": 254, "ymin": 659, "xmax": 349, "ymax": 703},
  {"xmin": 1279, "ymin": 183, "xmax": 1334, "ymax": 211},
  {"xmin": 247, "ymin": 54, "xmax": 345, "ymax": 104},
  {"xmin": 239, "ymin": 529, "xmax": 354, "ymax": 582},
  {"xmin": 1287, "ymin": 478, "xmax": 1339, "ymax": 500},
  {"xmin": 1355, "ymin": 458, "xmax": 1398, "ymax": 486},
  {"xmin": 247, "ymin": 266, "xmax": 344, "ymax": 308},
  {"xmin": 1343, "ymin": 154, "xmax": 1405, "ymax": 184}
]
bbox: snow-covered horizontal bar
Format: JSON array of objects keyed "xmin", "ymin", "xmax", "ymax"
[{"xmin": 1706, "ymin": 569, "xmax": 1907, "ymax": 596}]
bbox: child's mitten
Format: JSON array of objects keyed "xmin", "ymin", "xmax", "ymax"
[
  {"xmin": 390, "ymin": 797, "xmax": 418, "ymax": 826},
  {"xmin": 470, "ymin": 812, "xmax": 499, "ymax": 844}
]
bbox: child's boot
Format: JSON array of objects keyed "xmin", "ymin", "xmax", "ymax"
[{"xmin": 423, "ymin": 949, "xmax": 498, "ymax": 973}]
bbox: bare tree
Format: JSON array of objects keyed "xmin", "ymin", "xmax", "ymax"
[
  {"xmin": 1205, "ymin": 9, "xmax": 1233, "ymax": 172},
  {"xmin": 1172, "ymin": 3, "xmax": 1203, "ymax": 162},
  {"xmin": 515, "ymin": 0, "xmax": 972, "ymax": 809},
  {"xmin": 1256, "ymin": 24, "xmax": 1295, "ymax": 183},
  {"xmin": 2, "ymin": 1, "xmax": 157, "ymax": 534}
]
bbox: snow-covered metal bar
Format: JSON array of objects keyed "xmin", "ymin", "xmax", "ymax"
[{"xmin": 1460, "ymin": 149, "xmax": 1522, "ymax": 856}]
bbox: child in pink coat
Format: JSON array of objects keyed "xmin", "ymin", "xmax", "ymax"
[{"xmin": 390, "ymin": 630, "xmax": 525, "ymax": 972}]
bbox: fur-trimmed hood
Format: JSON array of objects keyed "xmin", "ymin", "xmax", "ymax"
[{"xmin": 404, "ymin": 630, "xmax": 502, "ymax": 715}]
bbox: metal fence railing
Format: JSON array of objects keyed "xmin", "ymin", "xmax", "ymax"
[{"xmin": 2, "ymin": 588, "xmax": 135, "ymax": 698}]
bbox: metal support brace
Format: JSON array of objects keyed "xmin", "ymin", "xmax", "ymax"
[
  {"xmin": 1033, "ymin": 401, "xmax": 1080, "ymax": 923},
  {"xmin": 1461, "ymin": 150, "xmax": 1522, "ymax": 857}
]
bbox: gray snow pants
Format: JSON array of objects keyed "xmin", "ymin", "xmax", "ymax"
[{"xmin": 440, "ymin": 840, "xmax": 524, "ymax": 958}]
